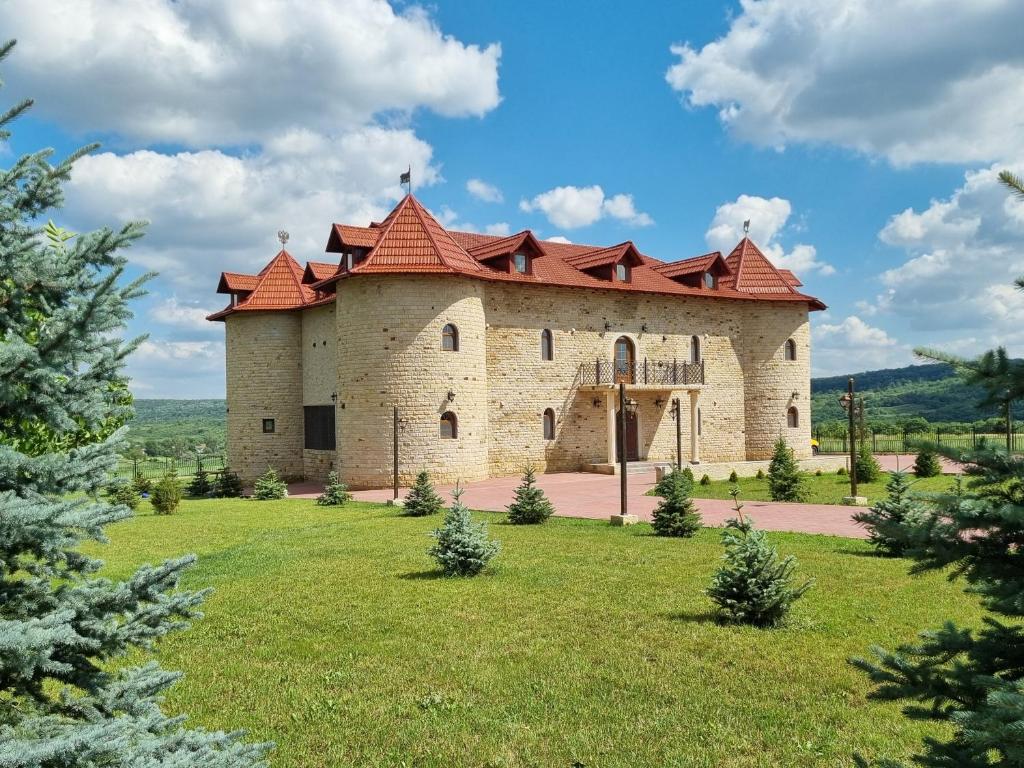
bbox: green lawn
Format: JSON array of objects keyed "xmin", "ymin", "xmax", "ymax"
[
  {"xmin": 681, "ymin": 471, "xmax": 956, "ymax": 505},
  {"xmin": 88, "ymin": 498, "xmax": 981, "ymax": 767}
]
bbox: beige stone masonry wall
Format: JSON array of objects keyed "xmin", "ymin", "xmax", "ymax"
[
  {"xmin": 739, "ymin": 303, "xmax": 812, "ymax": 460},
  {"xmin": 301, "ymin": 305, "xmax": 337, "ymax": 480},
  {"xmin": 225, "ymin": 312, "xmax": 304, "ymax": 483},
  {"xmin": 335, "ymin": 275, "xmax": 489, "ymax": 489}
]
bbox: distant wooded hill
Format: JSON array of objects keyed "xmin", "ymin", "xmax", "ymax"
[
  {"xmin": 811, "ymin": 363, "xmax": 1023, "ymax": 426},
  {"xmin": 127, "ymin": 399, "xmax": 226, "ymax": 457}
]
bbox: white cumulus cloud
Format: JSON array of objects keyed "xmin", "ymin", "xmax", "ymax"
[
  {"xmin": 705, "ymin": 194, "xmax": 834, "ymax": 276},
  {"xmin": 519, "ymin": 185, "xmax": 654, "ymax": 229},
  {"xmin": 2, "ymin": 0, "xmax": 501, "ymax": 147},
  {"xmin": 812, "ymin": 315, "xmax": 910, "ymax": 375},
  {"xmin": 665, "ymin": 0, "xmax": 1024, "ymax": 165},
  {"xmin": 467, "ymin": 178, "xmax": 504, "ymax": 203}
]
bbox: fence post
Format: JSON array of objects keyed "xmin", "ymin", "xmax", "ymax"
[
  {"xmin": 972, "ymin": 425, "xmax": 977, "ymax": 449},
  {"xmin": 872, "ymin": 432, "xmax": 877, "ymax": 452},
  {"xmin": 937, "ymin": 427, "xmax": 942, "ymax": 450}
]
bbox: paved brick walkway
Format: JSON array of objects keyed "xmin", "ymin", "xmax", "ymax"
[{"xmin": 289, "ymin": 470, "xmax": 873, "ymax": 539}]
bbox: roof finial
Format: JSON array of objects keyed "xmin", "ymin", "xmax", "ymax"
[
  {"xmin": 400, "ymin": 165, "xmax": 412, "ymax": 196},
  {"xmin": 743, "ymin": 219, "xmax": 750, "ymax": 236},
  {"xmin": 277, "ymin": 230, "xmax": 289, "ymax": 246}
]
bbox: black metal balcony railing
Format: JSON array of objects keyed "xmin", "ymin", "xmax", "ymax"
[{"xmin": 578, "ymin": 358, "xmax": 705, "ymax": 386}]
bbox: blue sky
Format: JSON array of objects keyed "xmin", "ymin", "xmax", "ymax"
[{"xmin": 8, "ymin": 0, "xmax": 1024, "ymax": 397}]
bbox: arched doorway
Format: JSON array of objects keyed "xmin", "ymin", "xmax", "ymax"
[
  {"xmin": 616, "ymin": 407, "xmax": 640, "ymax": 462},
  {"xmin": 614, "ymin": 336, "xmax": 635, "ymax": 384}
]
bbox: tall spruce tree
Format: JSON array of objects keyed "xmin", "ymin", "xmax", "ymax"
[
  {"xmin": 767, "ymin": 436, "xmax": 805, "ymax": 502},
  {"xmin": 851, "ymin": 170, "xmax": 1024, "ymax": 766},
  {"xmin": 0, "ymin": 43, "xmax": 269, "ymax": 765}
]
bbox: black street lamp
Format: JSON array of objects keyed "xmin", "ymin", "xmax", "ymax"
[
  {"xmin": 670, "ymin": 397, "xmax": 682, "ymax": 470},
  {"xmin": 614, "ymin": 381, "xmax": 639, "ymax": 524},
  {"xmin": 839, "ymin": 378, "xmax": 859, "ymax": 499}
]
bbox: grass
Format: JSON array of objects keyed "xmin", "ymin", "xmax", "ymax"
[
  {"xmin": 88, "ymin": 497, "xmax": 983, "ymax": 767},
  {"xmin": 678, "ymin": 471, "xmax": 956, "ymax": 505}
]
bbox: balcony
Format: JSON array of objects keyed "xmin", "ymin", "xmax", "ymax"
[{"xmin": 577, "ymin": 358, "xmax": 705, "ymax": 389}]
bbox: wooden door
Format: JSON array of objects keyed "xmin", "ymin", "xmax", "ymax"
[
  {"xmin": 616, "ymin": 409, "xmax": 640, "ymax": 462},
  {"xmin": 614, "ymin": 336, "xmax": 635, "ymax": 384}
]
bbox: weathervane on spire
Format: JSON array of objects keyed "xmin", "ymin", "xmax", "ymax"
[
  {"xmin": 277, "ymin": 230, "xmax": 289, "ymax": 246},
  {"xmin": 743, "ymin": 219, "xmax": 751, "ymax": 236},
  {"xmin": 400, "ymin": 165, "xmax": 412, "ymax": 196}
]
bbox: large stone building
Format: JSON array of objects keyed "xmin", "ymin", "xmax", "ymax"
[{"xmin": 209, "ymin": 194, "xmax": 826, "ymax": 488}]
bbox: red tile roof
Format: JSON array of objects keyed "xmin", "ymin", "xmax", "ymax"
[
  {"xmin": 211, "ymin": 195, "xmax": 825, "ymax": 321},
  {"xmin": 779, "ymin": 268, "xmax": 803, "ymax": 287},
  {"xmin": 651, "ymin": 251, "xmax": 729, "ymax": 279},
  {"xmin": 217, "ymin": 272, "xmax": 259, "ymax": 294}
]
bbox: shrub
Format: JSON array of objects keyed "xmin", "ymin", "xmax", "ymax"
[
  {"xmin": 186, "ymin": 468, "xmax": 212, "ymax": 498},
  {"xmin": 699, "ymin": 474, "xmax": 711, "ymax": 486},
  {"xmin": 815, "ymin": 469, "xmax": 823, "ymax": 477},
  {"xmin": 105, "ymin": 479, "xmax": 140, "ymax": 511},
  {"xmin": 707, "ymin": 490, "xmax": 813, "ymax": 627},
  {"xmin": 755, "ymin": 469, "xmax": 766, "ymax": 480},
  {"xmin": 151, "ymin": 471, "xmax": 182, "ymax": 515},
  {"xmin": 429, "ymin": 486, "xmax": 499, "ymax": 576},
  {"xmin": 215, "ymin": 468, "xmax": 243, "ymax": 498},
  {"xmin": 914, "ymin": 447, "xmax": 942, "ymax": 478},
  {"xmin": 403, "ymin": 470, "xmax": 444, "ymax": 517},
  {"xmin": 768, "ymin": 436, "xmax": 805, "ymax": 502},
  {"xmin": 852, "ymin": 471, "xmax": 922, "ymax": 556},
  {"xmin": 855, "ymin": 442, "xmax": 882, "ymax": 483},
  {"xmin": 506, "ymin": 466, "xmax": 554, "ymax": 524},
  {"xmin": 132, "ymin": 474, "xmax": 152, "ymax": 495},
  {"xmin": 651, "ymin": 470, "xmax": 701, "ymax": 537},
  {"xmin": 316, "ymin": 471, "xmax": 351, "ymax": 506},
  {"xmin": 253, "ymin": 467, "xmax": 287, "ymax": 500},
  {"xmin": 837, "ymin": 466, "xmax": 847, "ymax": 476},
  {"xmin": 728, "ymin": 469, "xmax": 739, "ymax": 483},
  {"xmin": 653, "ymin": 466, "xmax": 694, "ymax": 498}
]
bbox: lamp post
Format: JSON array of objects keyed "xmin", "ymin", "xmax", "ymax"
[
  {"xmin": 671, "ymin": 397, "xmax": 682, "ymax": 470},
  {"xmin": 611, "ymin": 381, "xmax": 639, "ymax": 525},
  {"xmin": 390, "ymin": 406, "xmax": 407, "ymax": 505},
  {"xmin": 839, "ymin": 377, "xmax": 863, "ymax": 503}
]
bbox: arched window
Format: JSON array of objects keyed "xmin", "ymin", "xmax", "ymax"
[
  {"xmin": 787, "ymin": 406, "xmax": 799, "ymax": 428},
  {"xmin": 690, "ymin": 335, "xmax": 701, "ymax": 364},
  {"xmin": 784, "ymin": 338, "xmax": 796, "ymax": 361},
  {"xmin": 440, "ymin": 411, "xmax": 458, "ymax": 439},
  {"xmin": 543, "ymin": 408, "xmax": 556, "ymax": 440},
  {"xmin": 441, "ymin": 323, "xmax": 459, "ymax": 351},
  {"xmin": 540, "ymin": 329, "xmax": 554, "ymax": 361}
]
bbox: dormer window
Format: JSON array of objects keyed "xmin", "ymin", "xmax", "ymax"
[
  {"xmin": 512, "ymin": 252, "xmax": 528, "ymax": 274},
  {"xmin": 616, "ymin": 263, "xmax": 629, "ymax": 282},
  {"xmin": 704, "ymin": 272, "xmax": 716, "ymax": 289}
]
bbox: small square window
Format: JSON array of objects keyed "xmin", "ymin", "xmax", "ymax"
[
  {"xmin": 513, "ymin": 253, "xmax": 528, "ymax": 273},
  {"xmin": 262, "ymin": 418, "xmax": 275, "ymax": 434}
]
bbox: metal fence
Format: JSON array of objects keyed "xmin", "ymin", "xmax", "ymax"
[
  {"xmin": 113, "ymin": 454, "xmax": 227, "ymax": 481},
  {"xmin": 578, "ymin": 359, "xmax": 705, "ymax": 386},
  {"xmin": 814, "ymin": 428, "xmax": 1024, "ymax": 455}
]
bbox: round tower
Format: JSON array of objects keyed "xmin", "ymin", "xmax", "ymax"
[{"xmin": 335, "ymin": 274, "xmax": 489, "ymax": 489}]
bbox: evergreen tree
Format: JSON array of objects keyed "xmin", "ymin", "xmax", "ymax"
[
  {"xmin": 707, "ymin": 491, "xmax": 813, "ymax": 627},
  {"xmin": 855, "ymin": 441, "xmax": 882, "ymax": 483},
  {"xmin": 767, "ymin": 436, "xmax": 805, "ymax": 502},
  {"xmin": 403, "ymin": 470, "xmax": 444, "ymax": 517},
  {"xmin": 151, "ymin": 471, "xmax": 182, "ymax": 515},
  {"xmin": 851, "ymin": 471, "xmax": 922, "ymax": 556},
  {"xmin": 186, "ymin": 467, "xmax": 212, "ymax": 497},
  {"xmin": 913, "ymin": 446, "xmax": 942, "ymax": 478},
  {"xmin": 0, "ymin": 42, "xmax": 268, "ymax": 764},
  {"xmin": 506, "ymin": 466, "xmax": 555, "ymax": 524},
  {"xmin": 215, "ymin": 468, "xmax": 243, "ymax": 498},
  {"xmin": 651, "ymin": 469, "xmax": 701, "ymax": 537},
  {"xmin": 428, "ymin": 486, "xmax": 499, "ymax": 576},
  {"xmin": 316, "ymin": 471, "xmax": 351, "ymax": 506},
  {"xmin": 653, "ymin": 466, "xmax": 693, "ymax": 498},
  {"xmin": 105, "ymin": 478, "xmax": 141, "ymax": 511},
  {"xmin": 252, "ymin": 467, "xmax": 287, "ymax": 500},
  {"xmin": 850, "ymin": 170, "xmax": 1024, "ymax": 766}
]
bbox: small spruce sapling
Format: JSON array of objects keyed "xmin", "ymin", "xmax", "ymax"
[
  {"xmin": 852, "ymin": 470, "xmax": 921, "ymax": 556},
  {"xmin": 403, "ymin": 470, "xmax": 444, "ymax": 517},
  {"xmin": 216, "ymin": 468, "xmax": 244, "ymax": 498},
  {"xmin": 506, "ymin": 466, "xmax": 555, "ymax": 524},
  {"xmin": 651, "ymin": 469, "xmax": 701, "ymax": 537},
  {"xmin": 707, "ymin": 489, "xmax": 813, "ymax": 627},
  {"xmin": 253, "ymin": 467, "xmax": 287, "ymax": 500},
  {"xmin": 316, "ymin": 471, "xmax": 351, "ymax": 506},
  {"xmin": 151, "ymin": 471, "xmax": 182, "ymax": 515},
  {"xmin": 187, "ymin": 468, "xmax": 212, "ymax": 498},
  {"xmin": 653, "ymin": 466, "xmax": 694, "ymax": 498},
  {"xmin": 855, "ymin": 441, "xmax": 882, "ymax": 483},
  {"xmin": 429, "ymin": 485, "xmax": 499, "ymax": 576},
  {"xmin": 132, "ymin": 474, "xmax": 153, "ymax": 495},
  {"xmin": 755, "ymin": 468, "xmax": 766, "ymax": 480},
  {"xmin": 728, "ymin": 469, "xmax": 739, "ymax": 483},
  {"xmin": 105, "ymin": 478, "xmax": 141, "ymax": 511},
  {"xmin": 699, "ymin": 474, "xmax": 711, "ymax": 486},
  {"xmin": 768, "ymin": 436, "xmax": 805, "ymax": 502},
  {"xmin": 913, "ymin": 446, "xmax": 942, "ymax": 478}
]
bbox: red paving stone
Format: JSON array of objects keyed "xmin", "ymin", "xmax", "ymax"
[{"xmin": 290, "ymin": 471, "xmax": 874, "ymax": 539}]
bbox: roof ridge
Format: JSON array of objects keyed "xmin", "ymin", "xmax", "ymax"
[{"xmin": 408, "ymin": 196, "xmax": 459, "ymax": 272}]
